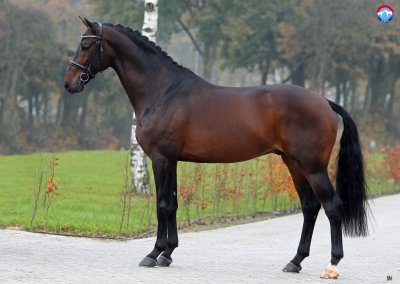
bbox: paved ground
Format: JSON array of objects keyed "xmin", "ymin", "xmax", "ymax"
[{"xmin": 1, "ymin": 194, "xmax": 399, "ymax": 284}]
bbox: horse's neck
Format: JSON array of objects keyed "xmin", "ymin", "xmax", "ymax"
[
  {"xmin": 107, "ymin": 38, "xmax": 147, "ymax": 113},
  {"xmin": 112, "ymin": 46, "xmax": 193, "ymax": 116},
  {"xmin": 112, "ymin": 56, "xmax": 148, "ymax": 114}
]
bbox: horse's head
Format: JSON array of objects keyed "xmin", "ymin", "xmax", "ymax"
[{"xmin": 64, "ymin": 17, "xmax": 109, "ymax": 94}]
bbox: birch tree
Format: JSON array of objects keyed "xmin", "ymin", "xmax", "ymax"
[{"xmin": 130, "ymin": 0, "xmax": 159, "ymax": 193}]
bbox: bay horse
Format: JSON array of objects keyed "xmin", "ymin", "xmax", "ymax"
[{"xmin": 64, "ymin": 18, "xmax": 368, "ymax": 279}]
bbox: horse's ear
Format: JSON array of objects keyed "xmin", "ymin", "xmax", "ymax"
[{"xmin": 79, "ymin": 16, "xmax": 95, "ymax": 31}]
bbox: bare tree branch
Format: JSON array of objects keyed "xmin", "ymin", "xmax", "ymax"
[{"xmin": 177, "ymin": 18, "xmax": 204, "ymax": 56}]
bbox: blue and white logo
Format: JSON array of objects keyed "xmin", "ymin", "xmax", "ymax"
[{"xmin": 376, "ymin": 5, "xmax": 393, "ymax": 23}]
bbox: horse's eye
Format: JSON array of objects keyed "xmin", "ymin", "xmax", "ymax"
[
  {"xmin": 81, "ymin": 44, "xmax": 90, "ymax": 51},
  {"xmin": 80, "ymin": 39, "xmax": 91, "ymax": 51}
]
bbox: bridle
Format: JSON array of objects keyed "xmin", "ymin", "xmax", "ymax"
[{"xmin": 69, "ymin": 23, "xmax": 104, "ymax": 84}]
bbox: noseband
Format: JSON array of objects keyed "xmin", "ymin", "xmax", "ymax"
[{"xmin": 69, "ymin": 23, "xmax": 104, "ymax": 83}]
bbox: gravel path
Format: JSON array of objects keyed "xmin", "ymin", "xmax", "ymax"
[{"xmin": 1, "ymin": 194, "xmax": 399, "ymax": 283}]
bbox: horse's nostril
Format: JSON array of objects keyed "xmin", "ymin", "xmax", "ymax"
[{"xmin": 64, "ymin": 81, "xmax": 69, "ymax": 90}]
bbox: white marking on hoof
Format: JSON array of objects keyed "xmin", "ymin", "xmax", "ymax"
[{"xmin": 320, "ymin": 265, "xmax": 339, "ymax": 279}]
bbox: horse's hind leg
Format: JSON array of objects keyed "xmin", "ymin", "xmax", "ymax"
[
  {"xmin": 281, "ymin": 156, "xmax": 321, "ymax": 273},
  {"xmin": 305, "ymin": 170, "xmax": 344, "ymax": 278}
]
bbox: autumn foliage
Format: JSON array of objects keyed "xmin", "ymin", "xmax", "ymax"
[
  {"xmin": 174, "ymin": 144, "xmax": 400, "ymax": 230},
  {"xmin": 45, "ymin": 156, "xmax": 60, "ymax": 198},
  {"xmin": 264, "ymin": 156, "xmax": 297, "ymax": 202},
  {"xmin": 383, "ymin": 146, "xmax": 400, "ymax": 184},
  {"xmin": 30, "ymin": 155, "xmax": 60, "ymax": 228},
  {"xmin": 175, "ymin": 155, "xmax": 299, "ymax": 227}
]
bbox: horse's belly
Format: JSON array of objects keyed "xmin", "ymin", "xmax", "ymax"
[
  {"xmin": 179, "ymin": 129, "xmax": 276, "ymax": 163},
  {"xmin": 179, "ymin": 150, "xmax": 273, "ymax": 163}
]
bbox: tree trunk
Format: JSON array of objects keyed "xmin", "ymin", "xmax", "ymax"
[
  {"xmin": 0, "ymin": 67, "xmax": 21, "ymax": 145},
  {"xmin": 363, "ymin": 82, "xmax": 370, "ymax": 114},
  {"xmin": 130, "ymin": 0, "xmax": 158, "ymax": 193},
  {"xmin": 261, "ymin": 70, "xmax": 268, "ymax": 85},
  {"xmin": 318, "ymin": 54, "xmax": 327, "ymax": 96},
  {"xmin": 335, "ymin": 83, "xmax": 341, "ymax": 104},
  {"xmin": 260, "ymin": 58, "xmax": 270, "ymax": 85},
  {"xmin": 202, "ymin": 40, "xmax": 217, "ymax": 81},
  {"xmin": 55, "ymin": 94, "xmax": 63, "ymax": 127},
  {"xmin": 0, "ymin": 96, "xmax": 20, "ymax": 144},
  {"xmin": 79, "ymin": 94, "xmax": 88, "ymax": 132},
  {"xmin": 28, "ymin": 95, "xmax": 34, "ymax": 127},
  {"xmin": 350, "ymin": 79, "xmax": 357, "ymax": 113},
  {"xmin": 0, "ymin": 98, "xmax": 3, "ymax": 128},
  {"xmin": 368, "ymin": 56, "xmax": 385, "ymax": 114},
  {"xmin": 61, "ymin": 93, "xmax": 78, "ymax": 128},
  {"xmin": 291, "ymin": 63, "xmax": 305, "ymax": 87},
  {"xmin": 342, "ymin": 81, "xmax": 349, "ymax": 109},
  {"xmin": 42, "ymin": 93, "xmax": 48, "ymax": 126},
  {"xmin": 386, "ymin": 78, "xmax": 398, "ymax": 119},
  {"xmin": 34, "ymin": 94, "xmax": 40, "ymax": 122}
]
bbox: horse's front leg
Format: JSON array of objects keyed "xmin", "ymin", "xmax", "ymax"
[
  {"xmin": 157, "ymin": 170, "xmax": 178, "ymax": 267},
  {"xmin": 139, "ymin": 153, "xmax": 178, "ymax": 267}
]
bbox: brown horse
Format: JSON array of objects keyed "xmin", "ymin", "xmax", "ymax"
[{"xmin": 64, "ymin": 18, "xmax": 368, "ymax": 278}]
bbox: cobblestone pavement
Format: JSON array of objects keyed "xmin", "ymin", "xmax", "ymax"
[{"xmin": 1, "ymin": 194, "xmax": 399, "ymax": 284}]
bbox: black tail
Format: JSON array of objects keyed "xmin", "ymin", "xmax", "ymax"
[{"xmin": 328, "ymin": 100, "xmax": 368, "ymax": 237}]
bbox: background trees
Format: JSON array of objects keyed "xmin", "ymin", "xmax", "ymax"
[
  {"xmin": 0, "ymin": 0, "xmax": 132, "ymax": 153},
  {"xmin": 0, "ymin": 1, "xmax": 65, "ymax": 152},
  {"xmin": 0, "ymin": 0, "xmax": 399, "ymax": 154}
]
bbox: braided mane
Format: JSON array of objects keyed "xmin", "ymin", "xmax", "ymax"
[{"xmin": 105, "ymin": 23, "xmax": 188, "ymax": 71}]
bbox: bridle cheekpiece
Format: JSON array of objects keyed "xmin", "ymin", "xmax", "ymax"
[{"xmin": 69, "ymin": 23, "xmax": 104, "ymax": 84}]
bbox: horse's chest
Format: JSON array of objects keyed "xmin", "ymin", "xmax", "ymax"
[
  {"xmin": 135, "ymin": 123, "xmax": 158, "ymax": 155},
  {"xmin": 134, "ymin": 104, "xmax": 186, "ymax": 158},
  {"xmin": 135, "ymin": 116, "xmax": 173, "ymax": 157}
]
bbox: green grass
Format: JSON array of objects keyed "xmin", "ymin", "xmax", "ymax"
[
  {"xmin": 0, "ymin": 150, "xmax": 397, "ymax": 238},
  {"xmin": 0, "ymin": 151, "xmax": 134, "ymax": 235}
]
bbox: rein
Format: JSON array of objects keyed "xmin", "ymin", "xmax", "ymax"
[{"xmin": 69, "ymin": 23, "xmax": 104, "ymax": 84}]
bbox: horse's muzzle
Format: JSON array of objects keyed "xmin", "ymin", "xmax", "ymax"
[{"xmin": 64, "ymin": 80, "xmax": 84, "ymax": 94}]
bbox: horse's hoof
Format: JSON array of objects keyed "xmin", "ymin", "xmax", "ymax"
[
  {"xmin": 282, "ymin": 261, "xmax": 302, "ymax": 273},
  {"xmin": 320, "ymin": 265, "xmax": 339, "ymax": 279},
  {"xmin": 139, "ymin": 256, "xmax": 157, "ymax": 267},
  {"xmin": 157, "ymin": 255, "xmax": 173, "ymax": 267}
]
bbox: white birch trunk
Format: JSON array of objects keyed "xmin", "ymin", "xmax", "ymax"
[{"xmin": 130, "ymin": 0, "xmax": 159, "ymax": 193}]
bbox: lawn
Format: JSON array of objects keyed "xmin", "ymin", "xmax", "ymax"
[
  {"xmin": 0, "ymin": 150, "xmax": 397, "ymax": 238},
  {"xmin": 0, "ymin": 151, "xmax": 133, "ymax": 236}
]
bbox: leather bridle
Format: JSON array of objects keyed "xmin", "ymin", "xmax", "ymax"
[{"xmin": 69, "ymin": 23, "xmax": 104, "ymax": 84}]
